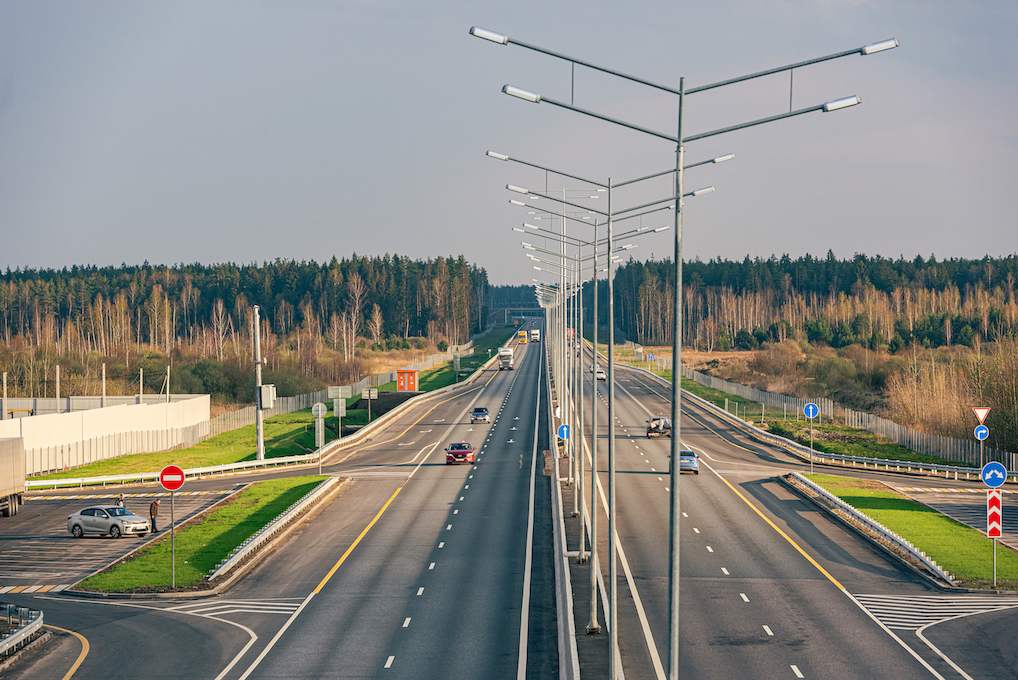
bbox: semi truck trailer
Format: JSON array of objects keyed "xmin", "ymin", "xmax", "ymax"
[
  {"xmin": 497, "ymin": 347, "xmax": 515, "ymax": 370},
  {"xmin": 1, "ymin": 438, "xmax": 25, "ymax": 518}
]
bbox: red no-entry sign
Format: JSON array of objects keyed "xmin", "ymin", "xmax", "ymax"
[
  {"xmin": 160, "ymin": 465, "xmax": 185, "ymax": 492},
  {"xmin": 988, "ymin": 490, "xmax": 1002, "ymax": 538}
]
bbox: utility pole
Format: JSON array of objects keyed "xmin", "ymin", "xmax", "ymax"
[
  {"xmin": 254, "ymin": 305, "xmax": 265, "ymax": 461},
  {"xmin": 101, "ymin": 363, "xmax": 107, "ymax": 408}
]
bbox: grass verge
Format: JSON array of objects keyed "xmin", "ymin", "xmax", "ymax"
[
  {"xmin": 76, "ymin": 475, "xmax": 328, "ymax": 592},
  {"xmin": 806, "ymin": 474, "xmax": 1018, "ymax": 589}
]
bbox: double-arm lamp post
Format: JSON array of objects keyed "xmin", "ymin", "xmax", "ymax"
[{"xmin": 474, "ymin": 25, "xmax": 898, "ymax": 680}]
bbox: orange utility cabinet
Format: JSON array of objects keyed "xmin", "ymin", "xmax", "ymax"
[{"xmin": 396, "ymin": 369, "xmax": 419, "ymax": 392}]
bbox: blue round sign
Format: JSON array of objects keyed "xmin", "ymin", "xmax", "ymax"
[
  {"xmin": 981, "ymin": 461, "xmax": 1007, "ymax": 488},
  {"xmin": 803, "ymin": 402, "xmax": 819, "ymax": 419},
  {"xmin": 975, "ymin": 425, "xmax": 989, "ymax": 441},
  {"xmin": 557, "ymin": 424, "xmax": 570, "ymax": 440}
]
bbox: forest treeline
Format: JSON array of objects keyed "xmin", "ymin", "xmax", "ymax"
[
  {"xmin": 597, "ymin": 252, "xmax": 1018, "ymax": 453},
  {"xmin": 0, "ymin": 255, "xmax": 488, "ymax": 402},
  {"xmin": 605, "ymin": 252, "xmax": 1018, "ymax": 349}
]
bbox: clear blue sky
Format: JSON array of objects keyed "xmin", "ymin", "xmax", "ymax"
[{"xmin": 1, "ymin": 1, "xmax": 1015, "ymax": 284}]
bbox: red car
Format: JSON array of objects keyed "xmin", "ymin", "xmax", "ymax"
[{"xmin": 446, "ymin": 442, "xmax": 475, "ymax": 465}]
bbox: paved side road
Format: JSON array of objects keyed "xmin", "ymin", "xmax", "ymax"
[{"xmin": 1, "ymin": 488, "xmax": 235, "ymax": 590}]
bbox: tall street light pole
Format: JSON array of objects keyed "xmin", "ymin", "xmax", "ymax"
[{"xmin": 475, "ymin": 25, "xmax": 899, "ymax": 680}]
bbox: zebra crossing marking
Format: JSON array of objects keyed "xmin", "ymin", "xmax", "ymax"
[
  {"xmin": 0, "ymin": 584, "xmax": 69, "ymax": 594},
  {"xmin": 853, "ymin": 593, "xmax": 1018, "ymax": 631},
  {"xmin": 166, "ymin": 599, "xmax": 303, "ymax": 617},
  {"xmin": 893, "ymin": 486, "xmax": 1017, "ymax": 494}
]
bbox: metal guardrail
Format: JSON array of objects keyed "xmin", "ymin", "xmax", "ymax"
[
  {"xmin": 624, "ymin": 363, "xmax": 1009, "ymax": 482},
  {"xmin": 26, "ymin": 453, "xmax": 321, "ymax": 490},
  {"xmin": 787, "ymin": 472, "xmax": 956, "ymax": 586},
  {"xmin": 0, "ymin": 604, "xmax": 44, "ymax": 658},
  {"xmin": 207, "ymin": 477, "xmax": 340, "ymax": 580}
]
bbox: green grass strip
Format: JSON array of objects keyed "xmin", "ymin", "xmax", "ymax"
[
  {"xmin": 77, "ymin": 475, "xmax": 327, "ymax": 592},
  {"xmin": 807, "ymin": 474, "xmax": 1018, "ymax": 589}
]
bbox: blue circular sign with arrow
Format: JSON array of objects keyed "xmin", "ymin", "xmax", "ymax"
[
  {"xmin": 558, "ymin": 424, "xmax": 570, "ymax": 440},
  {"xmin": 803, "ymin": 402, "xmax": 819, "ymax": 419},
  {"xmin": 975, "ymin": 425, "xmax": 989, "ymax": 441},
  {"xmin": 981, "ymin": 461, "xmax": 1007, "ymax": 488}
]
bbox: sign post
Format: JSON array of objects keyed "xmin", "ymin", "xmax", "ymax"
[
  {"xmin": 974, "ymin": 407, "xmax": 990, "ymax": 467},
  {"xmin": 366, "ymin": 388, "xmax": 378, "ymax": 423},
  {"xmin": 312, "ymin": 402, "xmax": 327, "ymax": 474},
  {"xmin": 982, "ymin": 461, "xmax": 1006, "ymax": 588},
  {"xmin": 159, "ymin": 465, "xmax": 185, "ymax": 588},
  {"xmin": 804, "ymin": 403, "xmax": 819, "ymax": 474}
]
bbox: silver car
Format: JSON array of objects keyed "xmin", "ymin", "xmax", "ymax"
[{"xmin": 67, "ymin": 505, "xmax": 151, "ymax": 539}]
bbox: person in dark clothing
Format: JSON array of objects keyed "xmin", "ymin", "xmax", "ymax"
[
  {"xmin": 150, "ymin": 499, "xmax": 160, "ymax": 532},
  {"xmin": 115, "ymin": 494, "xmax": 125, "ymax": 507}
]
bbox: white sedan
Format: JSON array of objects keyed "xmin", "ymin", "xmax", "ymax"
[{"xmin": 67, "ymin": 505, "xmax": 151, "ymax": 539}]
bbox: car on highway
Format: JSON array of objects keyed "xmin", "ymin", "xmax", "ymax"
[
  {"xmin": 445, "ymin": 442, "xmax": 476, "ymax": 465},
  {"xmin": 678, "ymin": 450, "xmax": 699, "ymax": 475},
  {"xmin": 596, "ymin": 368, "xmax": 607, "ymax": 381},
  {"xmin": 646, "ymin": 417, "xmax": 672, "ymax": 438},
  {"xmin": 470, "ymin": 407, "xmax": 491, "ymax": 424},
  {"xmin": 67, "ymin": 505, "xmax": 151, "ymax": 539}
]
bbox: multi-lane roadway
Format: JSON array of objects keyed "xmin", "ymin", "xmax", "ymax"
[{"xmin": 569, "ymin": 351, "xmax": 1018, "ymax": 679}]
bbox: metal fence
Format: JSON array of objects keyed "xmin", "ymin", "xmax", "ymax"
[
  {"xmin": 2, "ymin": 394, "xmax": 194, "ymax": 419},
  {"xmin": 680, "ymin": 365, "xmax": 1015, "ymax": 469}
]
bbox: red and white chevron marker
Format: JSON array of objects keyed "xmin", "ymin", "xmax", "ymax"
[{"xmin": 988, "ymin": 489, "xmax": 1002, "ymax": 538}]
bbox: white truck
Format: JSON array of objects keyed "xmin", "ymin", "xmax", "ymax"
[
  {"xmin": 530, "ymin": 329, "xmax": 540, "ymax": 342},
  {"xmin": 1, "ymin": 438, "xmax": 26, "ymax": 518},
  {"xmin": 497, "ymin": 347, "xmax": 515, "ymax": 370}
]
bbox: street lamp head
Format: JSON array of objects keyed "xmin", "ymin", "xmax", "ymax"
[
  {"xmin": 523, "ymin": 223, "xmax": 540, "ymax": 230},
  {"xmin": 486, "ymin": 150, "xmax": 510, "ymax": 161},
  {"xmin": 712, "ymin": 153, "xmax": 736, "ymax": 163},
  {"xmin": 861, "ymin": 38, "xmax": 899, "ymax": 55},
  {"xmin": 513, "ymin": 227, "xmax": 527, "ymax": 233},
  {"xmin": 690, "ymin": 186, "xmax": 715, "ymax": 197},
  {"xmin": 503, "ymin": 85, "xmax": 541, "ymax": 103},
  {"xmin": 507, "ymin": 184, "xmax": 529, "ymax": 195},
  {"xmin": 509, "ymin": 199, "xmax": 527, "ymax": 207},
  {"xmin": 469, "ymin": 26, "xmax": 508, "ymax": 45},
  {"xmin": 653, "ymin": 226, "xmax": 671, "ymax": 233},
  {"xmin": 823, "ymin": 95, "xmax": 861, "ymax": 112}
]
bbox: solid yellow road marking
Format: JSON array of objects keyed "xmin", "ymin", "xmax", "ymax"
[
  {"xmin": 709, "ymin": 469, "xmax": 845, "ymax": 590},
  {"xmin": 45, "ymin": 624, "xmax": 90, "ymax": 680},
  {"xmin": 313, "ymin": 486, "xmax": 403, "ymax": 594}
]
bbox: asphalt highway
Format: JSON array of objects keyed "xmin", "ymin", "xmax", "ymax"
[
  {"xmin": 569, "ymin": 355, "xmax": 1018, "ymax": 680},
  {"xmin": 2, "ymin": 332, "xmax": 555, "ymax": 680}
]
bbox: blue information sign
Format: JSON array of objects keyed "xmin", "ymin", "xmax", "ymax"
[
  {"xmin": 981, "ymin": 461, "xmax": 1007, "ymax": 488},
  {"xmin": 975, "ymin": 425, "xmax": 989, "ymax": 441},
  {"xmin": 804, "ymin": 402, "xmax": 819, "ymax": 419},
  {"xmin": 558, "ymin": 424, "xmax": 570, "ymax": 440}
]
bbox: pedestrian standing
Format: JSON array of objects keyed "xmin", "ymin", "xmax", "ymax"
[
  {"xmin": 150, "ymin": 499, "xmax": 160, "ymax": 532},
  {"xmin": 115, "ymin": 494, "xmax": 125, "ymax": 507}
]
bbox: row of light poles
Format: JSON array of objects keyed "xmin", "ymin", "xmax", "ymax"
[{"xmin": 475, "ymin": 25, "xmax": 898, "ymax": 680}]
